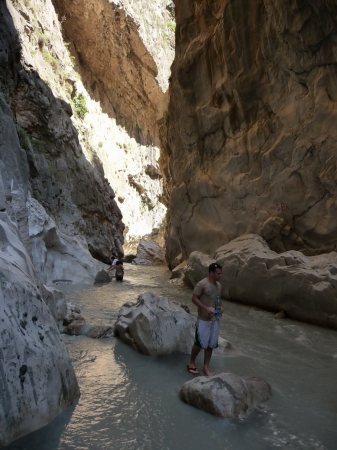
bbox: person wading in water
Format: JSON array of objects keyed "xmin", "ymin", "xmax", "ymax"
[{"xmin": 187, "ymin": 263, "xmax": 223, "ymax": 376}]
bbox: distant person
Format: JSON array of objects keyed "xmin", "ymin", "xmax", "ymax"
[
  {"xmin": 187, "ymin": 263, "xmax": 223, "ymax": 376},
  {"xmin": 107, "ymin": 255, "xmax": 118, "ymax": 272},
  {"xmin": 114, "ymin": 260, "xmax": 124, "ymax": 282}
]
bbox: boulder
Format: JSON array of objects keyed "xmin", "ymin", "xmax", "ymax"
[
  {"xmin": 61, "ymin": 302, "xmax": 114, "ymax": 338},
  {"xmin": 182, "ymin": 252, "xmax": 215, "ymax": 287},
  {"xmin": 180, "ymin": 372, "xmax": 271, "ymax": 418},
  {"xmin": 94, "ymin": 269, "xmax": 112, "ymax": 284},
  {"xmin": 132, "ymin": 239, "xmax": 166, "ymax": 265},
  {"xmin": 115, "ymin": 292, "xmax": 196, "ymax": 356},
  {"xmin": 184, "ymin": 234, "xmax": 337, "ymax": 329},
  {"xmin": 123, "ymin": 254, "xmax": 136, "ymax": 263},
  {"xmin": 86, "ymin": 325, "xmax": 115, "ymax": 339}
]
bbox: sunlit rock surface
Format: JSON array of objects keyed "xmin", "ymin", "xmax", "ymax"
[
  {"xmin": 115, "ymin": 292, "xmax": 196, "ymax": 356},
  {"xmin": 51, "ymin": 0, "xmax": 172, "ymax": 246},
  {"xmin": 132, "ymin": 239, "xmax": 166, "ymax": 265},
  {"xmin": 180, "ymin": 372, "xmax": 271, "ymax": 418},
  {"xmin": 163, "ymin": 0, "xmax": 337, "ymax": 267},
  {"xmin": 184, "ymin": 235, "xmax": 337, "ymax": 329}
]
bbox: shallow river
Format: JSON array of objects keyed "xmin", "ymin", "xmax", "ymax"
[{"xmin": 4, "ymin": 264, "xmax": 337, "ymax": 450}]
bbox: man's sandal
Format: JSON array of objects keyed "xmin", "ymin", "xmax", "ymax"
[{"xmin": 187, "ymin": 365, "xmax": 199, "ymax": 375}]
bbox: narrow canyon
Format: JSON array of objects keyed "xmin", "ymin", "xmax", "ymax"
[{"xmin": 1, "ymin": 0, "xmax": 337, "ymax": 446}]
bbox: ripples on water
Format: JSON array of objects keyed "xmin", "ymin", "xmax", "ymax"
[{"xmin": 4, "ymin": 264, "xmax": 337, "ymax": 450}]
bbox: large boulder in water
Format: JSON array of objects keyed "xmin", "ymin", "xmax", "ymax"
[
  {"xmin": 180, "ymin": 372, "xmax": 271, "ymax": 418},
  {"xmin": 132, "ymin": 239, "xmax": 166, "ymax": 265},
  {"xmin": 115, "ymin": 292, "xmax": 196, "ymax": 356},
  {"xmin": 94, "ymin": 269, "xmax": 112, "ymax": 284},
  {"xmin": 184, "ymin": 234, "xmax": 337, "ymax": 329}
]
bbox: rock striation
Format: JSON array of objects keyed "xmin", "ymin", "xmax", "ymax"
[
  {"xmin": 180, "ymin": 372, "xmax": 271, "ymax": 418},
  {"xmin": 163, "ymin": 0, "xmax": 337, "ymax": 267},
  {"xmin": 183, "ymin": 234, "xmax": 337, "ymax": 329}
]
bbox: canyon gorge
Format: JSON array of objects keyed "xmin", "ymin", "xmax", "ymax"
[{"xmin": 1, "ymin": 0, "xmax": 337, "ymax": 446}]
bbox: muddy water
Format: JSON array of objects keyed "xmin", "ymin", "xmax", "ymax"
[{"xmin": 4, "ymin": 264, "xmax": 337, "ymax": 450}]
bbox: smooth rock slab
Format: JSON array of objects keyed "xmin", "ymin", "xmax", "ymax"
[
  {"xmin": 180, "ymin": 372, "xmax": 271, "ymax": 418},
  {"xmin": 115, "ymin": 292, "xmax": 196, "ymax": 356}
]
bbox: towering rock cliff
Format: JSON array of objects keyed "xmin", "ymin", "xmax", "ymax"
[
  {"xmin": 164, "ymin": 0, "xmax": 337, "ymax": 267},
  {"xmin": 50, "ymin": 0, "xmax": 174, "ymax": 250}
]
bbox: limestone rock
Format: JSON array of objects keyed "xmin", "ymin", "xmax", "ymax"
[
  {"xmin": 86, "ymin": 325, "xmax": 115, "ymax": 339},
  {"xmin": 184, "ymin": 234, "xmax": 337, "ymax": 329},
  {"xmin": 132, "ymin": 239, "xmax": 166, "ymax": 265},
  {"xmin": 180, "ymin": 372, "xmax": 271, "ymax": 418},
  {"xmin": 163, "ymin": 0, "xmax": 337, "ymax": 267},
  {"xmin": 115, "ymin": 292, "xmax": 196, "ymax": 356},
  {"xmin": 27, "ymin": 196, "xmax": 103, "ymax": 285},
  {"xmin": 63, "ymin": 318, "xmax": 87, "ymax": 336},
  {"xmin": 182, "ymin": 252, "xmax": 215, "ymax": 287},
  {"xmin": 94, "ymin": 270, "xmax": 112, "ymax": 284},
  {"xmin": 40, "ymin": 284, "xmax": 67, "ymax": 325},
  {"xmin": 0, "ymin": 209, "xmax": 79, "ymax": 447}
]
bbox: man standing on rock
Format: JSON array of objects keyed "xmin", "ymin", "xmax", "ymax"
[{"xmin": 187, "ymin": 263, "xmax": 223, "ymax": 376}]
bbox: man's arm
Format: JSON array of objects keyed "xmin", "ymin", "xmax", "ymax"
[{"xmin": 192, "ymin": 293, "xmax": 214, "ymax": 317}]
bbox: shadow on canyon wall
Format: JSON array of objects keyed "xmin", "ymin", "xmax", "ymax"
[{"xmin": 0, "ymin": 1, "xmax": 124, "ymax": 264}]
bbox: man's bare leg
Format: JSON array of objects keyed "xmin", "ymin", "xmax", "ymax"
[
  {"xmin": 203, "ymin": 347, "xmax": 214, "ymax": 376},
  {"xmin": 188, "ymin": 345, "xmax": 201, "ymax": 372}
]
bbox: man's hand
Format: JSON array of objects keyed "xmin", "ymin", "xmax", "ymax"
[{"xmin": 204, "ymin": 306, "xmax": 214, "ymax": 316}]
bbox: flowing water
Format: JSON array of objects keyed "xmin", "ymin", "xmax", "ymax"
[{"xmin": 4, "ymin": 264, "xmax": 337, "ymax": 450}]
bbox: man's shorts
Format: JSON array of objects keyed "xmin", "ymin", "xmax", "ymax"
[
  {"xmin": 194, "ymin": 319, "xmax": 219, "ymax": 349},
  {"xmin": 116, "ymin": 269, "xmax": 123, "ymax": 281}
]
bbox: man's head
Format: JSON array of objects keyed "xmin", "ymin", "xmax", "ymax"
[{"xmin": 208, "ymin": 262, "xmax": 222, "ymax": 282}]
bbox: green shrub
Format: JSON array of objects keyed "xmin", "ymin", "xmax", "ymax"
[
  {"xmin": 167, "ymin": 21, "xmax": 176, "ymax": 32},
  {"xmin": 73, "ymin": 93, "xmax": 89, "ymax": 120},
  {"xmin": 17, "ymin": 127, "xmax": 30, "ymax": 150}
]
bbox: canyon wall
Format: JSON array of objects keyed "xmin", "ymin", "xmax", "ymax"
[
  {"xmin": 164, "ymin": 0, "xmax": 337, "ymax": 267},
  {"xmin": 50, "ymin": 0, "xmax": 175, "ymax": 250}
]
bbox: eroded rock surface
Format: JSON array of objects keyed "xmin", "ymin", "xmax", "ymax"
[
  {"xmin": 180, "ymin": 372, "xmax": 271, "ymax": 418},
  {"xmin": 163, "ymin": 0, "xmax": 337, "ymax": 267},
  {"xmin": 115, "ymin": 292, "xmax": 196, "ymax": 356},
  {"xmin": 184, "ymin": 234, "xmax": 337, "ymax": 328}
]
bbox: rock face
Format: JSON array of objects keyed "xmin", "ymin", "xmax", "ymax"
[
  {"xmin": 163, "ymin": 0, "xmax": 337, "ymax": 267},
  {"xmin": 132, "ymin": 239, "xmax": 166, "ymax": 265},
  {"xmin": 2, "ymin": 0, "xmax": 125, "ymax": 264},
  {"xmin": 0, "ymin": 192, "xmax": 79, "ymax": 447},
  {"xmin": 51, "ymin": 0, "xmax": 171, "ymax": 247},
  {"xmin": 184, "ymin": 234, "xmax": 337, "ymax": 329},
  {"xmin": 180, "ymin": 372, "xmax": 271, "ymax": 418},
  {"xmin": 115, "ymin": 292, "xmax": 196, "ymax": 356}
]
